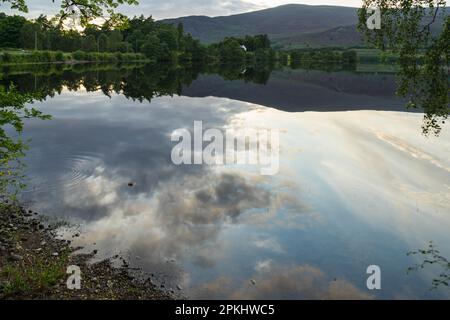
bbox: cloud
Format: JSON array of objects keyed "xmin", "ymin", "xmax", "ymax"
[
  {"xmin": 121, "ymin": 0, "xmax": 260, "ymax": 19},
  {"xmin": 3, "ymin": 1, "xmax": 363, "ymax": 20},
  {"xmin": 254, "ymin": 259, "xmax": 273, "ymax": 272},
  {"xmin": 1, "ymin": 0, "xmax": 259, "ymax": 19},
  {"xmin": 253, "ymin": 238, "xmax": 284, "ymax": 253}
]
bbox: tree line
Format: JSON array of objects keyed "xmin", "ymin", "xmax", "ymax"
[{"xmin": 0, "ymin": 13, "xmax": 276, "ymax": 64}]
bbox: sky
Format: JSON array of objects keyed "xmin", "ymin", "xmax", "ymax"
[{"xmin": 0, "ymin": 0, "xmax": 363, "ymax": 20}]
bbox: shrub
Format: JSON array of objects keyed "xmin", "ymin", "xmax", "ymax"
[
  {"xmin": 84, "ymin": 52, "xmax": 93, "ymax": 61},
  {"xmin": 115, "ymin": 52, "xmax": 123, "ymax": 62},
  {"xmin": 98, "ymin": 53, "xmax": 108, "ymax": 61},
  {"xmin": 42, "ymin": 51, "xmax": 53, "ymax": 62},
  {"xmin": 54, "ymin": 51, "xmax": 65, "ymax": 62},
  {"xmin": 72, "ymin": 50, "xmax": 86, "ymax": 61},
  {"xmin": 0, "ymin": 52, "xmax": 12, "ymax": 63},
  {"xmin": 31, "ymin": 51, "xmax": 43, "ymax": 62}
]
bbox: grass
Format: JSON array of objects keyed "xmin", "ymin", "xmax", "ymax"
[
  {"xmin": 0, "ymin": 250, "xmax": 70, "ymax": 298},
  {"xmin": 0, "ymin": 60, "xmax": 147, "ymax": 80},
  {"xmin": 0, "ymin": 49, "xmax": 148, "ymax": 65},
  {"xmin": 356, "ymin": 63, "xmax": 399, "ymax": 73},
  {"xmin": 354, "ymin": 48, "xmax": 399, "ymax": 63}
]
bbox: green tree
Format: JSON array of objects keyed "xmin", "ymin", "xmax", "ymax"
[
  {"xmin": 158, "ymin": 28, "xmax": 178, "ymax": 51},
  {"xmin": 19, "ymin": 22, "xmax": 40, "ymax": 50},
  {"xmin": 358, "ymin": 1, "xmax": 449, "ymax": 135},
  {"xmin": 44, "ymin": 28, "xmax": 63, "ymax": 51},
  {"xmin": 126, "ymin": 29, "xmax": 145, "ymax": 52},
  {"xmin": 218, "ymin": 38, "xmax": 246, "ymax": 63},
  {"xmin": 98, "ymin": 33, "xmax": 108, "ymax": 52},
  {"xmin": 140, "ymin": 34, "xmax": 161, "ymax": 60},
  {"xmin": 253, "ymin": 34, "xmax": 271, "ymax": 50},
  {"xmin": 342, "ymin": 50, "xmax": 357, "ymax": 66},
  {"xmin": 107, "ymin": 29, "xmax": 123, "ymax": 52},
  {"xmin": 59, "ymin": 30, "xmax": 82, "ymax": 52},
  {"xmin": 83, "ymin": 34, "xmax": 98, "ymax": 52},
  {"xmin": 177, "ymin": 22, "xmax": 184, "ymax": 42},
  {"xmin": 1, "ymin": 0, "xmax": 139, "ymax": 26},
  {"xmin": 84, "ymin": 24, "xmax": 101, "ymax": 39},
  {"xmin": 0, "ymin": 15, "xmax": 27, "ymax": 48}
]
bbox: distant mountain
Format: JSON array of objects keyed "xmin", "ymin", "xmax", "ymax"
[
  {"xmin": 162, "ymin": 4, "xmax": 447, "ymax": 49},
  {"xmin": 162, "ymin": 4, "xmax": 362, "ymax": 48},
  {"xmin": 273, "ymin": 24, "xmax": 363, "ymax": 49}
]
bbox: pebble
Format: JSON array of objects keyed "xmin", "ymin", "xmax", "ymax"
[{"xmin": 10, "ymin": 253, "xmax": 24, "ymax": 261}]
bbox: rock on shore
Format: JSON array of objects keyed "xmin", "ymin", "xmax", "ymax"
[{"xmin": 0, "ymin": 203, "xmax": 172, "ymax": 300}]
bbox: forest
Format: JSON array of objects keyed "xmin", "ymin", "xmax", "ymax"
[{"xmin": 0, "ymin": 13, "xmax": 277, "ymax": 64}]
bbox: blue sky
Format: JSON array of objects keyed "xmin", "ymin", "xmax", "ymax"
[{"xmin": 1, "ymin": 0, "xmax": 363, "ymax": 20}]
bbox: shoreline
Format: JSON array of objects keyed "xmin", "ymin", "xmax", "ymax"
[
  {"xmin": 0, "ymin": 203, "xmax": 173, "ymax": 300},
  {"xmin": 0, "ymin": 60, "xmax": 150, "ymax": 66}
]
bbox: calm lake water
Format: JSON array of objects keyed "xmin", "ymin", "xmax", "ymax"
[{"xmin": 4, "ymin": 63, "xmax": 450, "ymax": 299}]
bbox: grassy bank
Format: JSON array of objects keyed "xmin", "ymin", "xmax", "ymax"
[
  {"xmin": 0, "ymin": 203, "xmax": 173, "ymax": 300},
  {"xmin": 0, "ymin": 49, "xmax": 148, "ymax": 65},
  {"xmin": 0, "ymin": 61, "xmax": 147, "ymax": 79}
]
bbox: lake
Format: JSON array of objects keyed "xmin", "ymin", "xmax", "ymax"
[{"xmin": 3, "ymin": 63, "xmax": 449, "ymax": 299}]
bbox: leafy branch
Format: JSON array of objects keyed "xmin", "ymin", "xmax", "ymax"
[
  {"xmin": 407, "ymin": 241, "xmax": 450, "ymax": 290},
  {"xmin": 0, "ymin": 85, "xmax": 51, "ymax": 200},
  {"xmin": 1, "ymin": 0, "xmax": 139, "ymax": 26},
  {"xmin": 358, "ymin": 1, "xmax": 449, "ymax": 136}
]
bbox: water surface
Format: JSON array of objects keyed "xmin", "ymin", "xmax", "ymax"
[{"xmin": 6, "ymin": 64, "xmax": 449, "ymax": 299}]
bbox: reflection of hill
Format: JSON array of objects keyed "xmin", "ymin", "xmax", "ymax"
[{"xmin": 182, "ymin": 70, "xmax": 411, "ymax": 112}]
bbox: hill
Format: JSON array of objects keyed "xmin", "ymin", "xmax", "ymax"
[
  {"xmin": 162, "ymin": 4, "xmax": 362, "ymax": 48},
  {"xmin": 162, "ymin": 4, "xmax": 447, "ymax": 49}
]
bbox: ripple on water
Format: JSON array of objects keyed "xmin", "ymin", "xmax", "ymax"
[{"xmin": 23, "ymin": 151, "xmax": 103, "ymax": 195}]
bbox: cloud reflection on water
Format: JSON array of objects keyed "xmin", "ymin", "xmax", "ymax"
[
  {"xmin": 21, "ymin": 87, "xmax": 450, "ymax": 299},
  {"xmin": 192, "ymin": 262, "xmax": 373, "ymax": 300}
]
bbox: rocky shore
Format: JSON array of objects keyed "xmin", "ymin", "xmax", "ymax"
[{"xmin": 0, "ymin": 203, "xmax": 172, "ymax": 300}]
